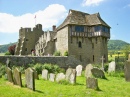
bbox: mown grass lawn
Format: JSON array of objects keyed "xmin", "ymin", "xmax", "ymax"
[{"xmin": 0, "ymin": 74, "xmax": 130, "ymax": 97}]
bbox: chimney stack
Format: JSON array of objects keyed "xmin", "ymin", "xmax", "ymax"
[{"xmin": 52, "ymin": 25, "xmax": 56, "ymax": 31}]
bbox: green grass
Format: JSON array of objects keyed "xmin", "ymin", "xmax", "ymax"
[{"xmin": 0, "ymin": 74, "xmax": 130, "ymax": 97}]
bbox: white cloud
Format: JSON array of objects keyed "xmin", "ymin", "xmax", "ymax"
[
  {"xmin": 82, "ymin": 0, "xmax": 105, "ymax": 6},
  {"xmin": 0, "ymin": 4, "xmax": 67, "ymax": 33}
]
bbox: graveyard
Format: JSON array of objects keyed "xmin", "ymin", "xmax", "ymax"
[{"xmin": 0, "ymin": 59, "xmax": 130, "ymax": 97}]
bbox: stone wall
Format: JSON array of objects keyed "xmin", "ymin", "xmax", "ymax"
[{"xmin": 0, "ymin": 56, "xmax": 82, "ymax": 69}]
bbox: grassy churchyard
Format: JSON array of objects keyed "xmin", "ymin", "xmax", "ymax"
[{"xmin": 0, "ymin": 72, "xmax": 130, "ymax": 97}]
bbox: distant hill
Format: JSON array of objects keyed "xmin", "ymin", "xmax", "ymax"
[
  {"xmin": 0, "ymin": 40, "xmax": 129, "ymax": 53},
  {"xmin": 108, "ymin": 40, "xmax": 130, "ymax": 50},
  {"xmin": 0, "ymin": 42, "xmax": 17, "ymax": 53}
]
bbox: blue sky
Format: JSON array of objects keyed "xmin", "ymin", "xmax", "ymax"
[{"xmin": 0, "ymin": 0, "xmax": 130, "ymax": 45}]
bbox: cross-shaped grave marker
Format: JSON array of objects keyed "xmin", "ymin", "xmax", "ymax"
[{"xmin": 100, "ymin": 56, "xmax": 105, "ymax": 71}]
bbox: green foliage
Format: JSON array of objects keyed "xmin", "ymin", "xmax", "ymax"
[
  {"xmin": 0, "ymin": 63, "xmax": 6, "ymax": 75},
  {"xmin": 42, "ymin": 63, "xmax": 65, "ymax": 74},
  {"xmin": 33, "ymin": 63, "xmax": 43, "ymax": 74},
  {"xmin": 108, "ymin": 40, "xmax": 130, "ymax": 50},
  {"xmin": 63, "ymin": 51, "xmax": 68, "ymax": 56},
  {"xmin": 4, "ymin": 51, "xmax": 11, "ymax": 55},
  {"xmin": 53, "ymin": 51, "xmax": 61, "ymax": 56},
  {"xmin": 104, "ymin": 63, "xmax": 109, "ymax": 72},
  {"xmin": 122, "ymin": 45, "xmax": 130, "ymax": 59}
]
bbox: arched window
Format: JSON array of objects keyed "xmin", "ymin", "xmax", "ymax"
[{"xmin": 78, "ymin": 41, "xmax": 82, "ymax": 48}]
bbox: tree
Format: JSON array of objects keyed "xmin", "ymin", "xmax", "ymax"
[{"xmin": 8, "ymin": 45, "xmax": 16, "ymax": 55}]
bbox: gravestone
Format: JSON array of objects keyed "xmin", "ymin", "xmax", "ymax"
[
  {"xmin": 49, "ymin": 73, "xmax": 55, "ymax": 82},
  {"xmin": 32, "ymin": 69, "xmax": 39, "ymax": 80},
  {"xmin": 100, "ymin": 56, "xmax": 105, "ymax": 71},
  {"xmin": 91, "ymin": 67, "xmax": 105, "ymax": 79},
  {"xmin": 85, "ymin": 64, "xmax": 93, "ymax": 78},
  {"xmin": 25, "ymin": 68, "xmax": 35, "ymax": 91},
  {"xmin": 56, "ymin": 73, "xmax": 65, "ymax": 82},
  {"xmin": 76, "ymin": 65, "xmax": 82, "ymax": 76},
  {"xmin": 6, "ymin": 67, "xmax": 14, "ymax": 83},
  {"xmin": 108, "ymin": 61, "xmax": 116, "ymax": 73},
  {"xmin": 65, "ymin": 68, "xmax": 76, "ymax": 84},
  {"xmin": 86, "ymin": 77, "xmax": 98, "ymax": 90},
  {"xmin": 124, "ymin": 60, "xmax": 130, "ymax": 81},
  {"xmin": 13, "ymin": 68, "xmax": 22, "ymax": 87},
  {"xmin": 42, "ymin": 69, "xmax": 48, "ymax": 80},
  {"xmin": 6, "ymin": 58, "xmax": 11, "ymax": 68}
]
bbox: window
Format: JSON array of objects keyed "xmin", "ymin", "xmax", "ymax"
[
  {"xmin": 25, "ymin": 48, "xmax": 27, "ymax": 51},
  {"xmin": 95, "ymin": 26, "xmax": 100, "ymax": 32},
  {"xmin": 93, "ymin": 55, "xmax": 94, "ymax": 62},
  {"xmin": 92, "ymin": 43, "xmax": 94, "ymax": 49},
  {"xmin": 78, "ymin": 41, "xmax": 82, "ymax": 48},
  {"xmin": 95, "ymin": 38, "xmax": 97, "ymax": 44},
  {"xmin": 26, "ymin": 39, "xmax": 28, "ymax": 41},
  {"xmin": 79, "ymin": 55, "xmax": 82, "ymax": 62},
  {"xmin": 75, "ymin": 25, "xmax": 84, "ymax": 32}
]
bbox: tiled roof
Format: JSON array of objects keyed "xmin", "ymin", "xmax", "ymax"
[{"xmin": 57, "ymin": 9, "xmax": 110, "ymax": 30}]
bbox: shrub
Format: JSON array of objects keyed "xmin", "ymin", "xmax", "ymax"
[
  {"xmin": 33, "ymin": 63, "xmax": 43, "ymax": 74},
  {"xmin": 5, "ymin": 51, "xmax": 11, "ymax": 55},
  {"xmin": 53, "ymin": 51, "xmax": 61, "ymax": 56},
  {"xmin": 64, "ymin": 51, "xmax": 68, "ymax": 56},
  {"xmin": 58, "ymin": 79, "xmax": 70, "ymax": 85},
  {"xmin": 0, "ymin": 65, "xmax": 6, "ymax": 75}
]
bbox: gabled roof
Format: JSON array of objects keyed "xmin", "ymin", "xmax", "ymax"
[{"xmin": 57, "ymin": 9, "xmax": 110, "ymax": 30}]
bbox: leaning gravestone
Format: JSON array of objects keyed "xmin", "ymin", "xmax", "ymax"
[
  {"xmin": 25, "ymin": 68, "xmax": 35, "ymax": 91},
  {"xmin": 13, "ymin": 68, "xmax": 22, "ymax": 87},
  {"xmin": 49, "ymin": 73, "xmax": 55, "ymax": 82},
  {"xmin": 124, "ymin": 60, "xmax": 130, "ymax": 81},
  {"xmin": 108, "ymin": 61, "xmax": 116, "ymax": 73},
  {"xmin": 86, "ymin": 77, "xmax": 98, "ymax": 90},
  {"xmin": 76, "ymin": 65, "xmax": 82, "ymax": 76},
  {"xmin": 91, "ymin": 67, "xmax": 105, "ymax": 79},
  {"xmin": 6, "ymin": 67, "xmax": 14, "ymax": 83},
  {"xmin": 42, "ymin": 69, "xmax": 48, "ymax": 80},
  {"xmin": 85, "ymin": 64, "xmax": 93, "ymax": 78},
  {"xmin": 56, "ymin": 73, "xmax": 65, "ymax": 82},
  {"xmin": 65, "ymin": 68, "xmax": 76, "ymax": 84}
]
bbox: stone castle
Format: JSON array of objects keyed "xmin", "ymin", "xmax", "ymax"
[{"xmin": 15, "ymin": 9, "xmax": 110, "ymax": 65}]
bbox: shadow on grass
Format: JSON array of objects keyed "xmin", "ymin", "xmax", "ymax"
[
  {"xmin": 35, "ymin": 90, "xmax": 44, "ymax": 94},
  {"xmin": 75, "ymin": 83, "xmax": 85, "ymax": 86}
]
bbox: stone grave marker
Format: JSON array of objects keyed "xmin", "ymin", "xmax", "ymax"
[
  {"xmin": 49, "ymin": 73, "xmax": 55, "ymax": 82},
  {"xmin": 6, "ymin": 58, "xmax": 11, "ymax": 68},
  {"xmin": 124, "ymin": 60, "xmax": 130, "ymax": 81},
  {"xmin": 13, "ymin": 68, "xmax": 22, "ymax": 87},
  {"xmin": 85, "ymin": 64, "xmax": 93, "ymax": 78},
  {"xmin": 25, "ymin": 68, "xmax": 35, "ymax": 91},
  {"xmin": 91, "ymin": 67, "xmax": 105, "ymax": 79},
  {"xmin": 100, "ymin": 56, "xmax": 105, "ymax": 71},
  {"xmin": 108, "ymin": 61, "xmax": 116, "ymax": 73},
  {"xmin": 42, "ymin": 69, "xmax": 48, "ymax": 80},
  {"xmin": 65, "ymin": 68, "xmax": 76, "ymax": 84},
  {"xmin": 32, "ymin": 69, "xmax": 39, "ymax": 80},
  {"xmin": 6, "ymin": 67, "xmax": 14, "ymax": 83},
  {"xmin": 76, "ymin": 65, "xmax": 82, "ymax": 76},
  {"xmin": 56, "ymin": 73, "xmax": 65, "ymax": 82},
  {"xmin": 86, "ymin": 77, "xmax": 98, "ymax": 90}
]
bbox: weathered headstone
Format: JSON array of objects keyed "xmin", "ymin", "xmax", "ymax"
[
  {"xmin": 86, "ymin": 77, "xmax": 98, "ymax": 90},
  {"xmin": 6, "ymin": 67, "xmax": 14, "ymax": 83},
  {"xmin": 91, "ymin": 67, "xmax": 105, "ymax": 79},
  {"xmin": 13, "ymin": 68, "xmax": 22, "ymax": 87},
  {"xmin": 76, "ymin": 65, "xmax": 82, "ymax": 76},
  {"xmin": 85, "ymin": 64, "xmax": 93, "ymax": 78},
  {"xmin": 25, "ymin": 68, "xmax": 35, "ymax": 91},
  {"xmin": 6, "ymin": 58, "xmax": 11, "ymax": 68},
  {"xmin": 32, "ymin": 69, "xmax": 39, "ymax": 80},
  {"xmin": 124, "ymin": 60, "xmax": 130, "ymax": 81},
  {"xmin": 42, "ymin": 69, "xmax": 48, "ymax": 80},
  {"xmin": 108, "ymin": 61, "xmax": 116, "ymax": 73},
  {"xmin": 56, "ymin": 73, "xmax": 65, "ymax": 82},
  {"xmin": 49, "ymin": 73, "xmax": 55, "ymax": 82},
  {"xmin": 65, "ymin": 68, "xmax": 76, "ymax": 84}
]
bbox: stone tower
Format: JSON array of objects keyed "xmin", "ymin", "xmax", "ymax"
[
  {"xmin": 56, "ymin": 9, "xmax": 110, "ymax": 65},
  {"xmin": 15, "ymin": 24, "xmax": 44, "ymax": 55}
]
